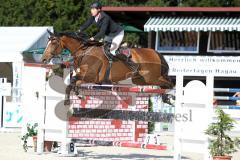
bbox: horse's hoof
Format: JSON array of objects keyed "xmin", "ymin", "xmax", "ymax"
[
  {"xmin": 68, "ymin": 107, "xmax": 74, "ymax": 115},
  {"xmin": 78, "ymin": 95, "xmax": 84, "ymax": 99},
  {"xmin": 64, "ymin": 100, "xmax": 70, "ymax": 106}
]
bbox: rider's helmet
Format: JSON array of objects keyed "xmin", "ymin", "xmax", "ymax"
[{"xmin": 90, "ymin": 1, "xmax": 102, "ymax": 9}]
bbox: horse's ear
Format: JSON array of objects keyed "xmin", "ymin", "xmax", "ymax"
[
  {"xmin": 54, "ymin": 31, "xmax": 61, "ymax": 37},
  {"xmin": 47, "ymin": 29, "xmax": 54, "ymax": 36}
]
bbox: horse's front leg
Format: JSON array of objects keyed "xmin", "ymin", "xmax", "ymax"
[
  {"xmin": 73, "ymin": 79, "xmax": 87, "ymax": 97},
  {"xmin": 64, "ymin": 85, "xmax": 72, "ymax": 105},
  {"xmin": 64, "ymin": 76, "xmax": 78, "ymax": 105}
]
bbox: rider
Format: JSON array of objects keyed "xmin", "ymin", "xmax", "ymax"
[{"xmin": 78, "ymin": 1, "xmax": 138, "ymax": 73}]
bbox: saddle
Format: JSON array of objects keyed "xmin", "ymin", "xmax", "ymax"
[
  {"xmin": 85, "ymin": 40, "xmax": 103, "ymax": 47},
  {"xmin": 102, "ymin": 42, "xmax": 139, "ymax": 84},
  {"xmin": 119, "ymin": 47, "xmax": 131, "ymax": 58},
  {"xmin": 82, "ymin": 40, "xmax": 132, "ymax": 62},
  {"xmin": 103, "ymin": 42, "xmax": 132, "ymax": 62}
]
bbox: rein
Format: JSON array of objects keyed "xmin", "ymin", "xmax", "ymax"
[
  {"xmin": 71, "ymin": 44, "xmax": 85, "ymax": 57},
  {"xmin": 49, "ymin": 38, "xmax": 64, "ymax": 57},
  {"xmin": 74, "ymin": 46, "xmax": 95, "ymax": 66}
]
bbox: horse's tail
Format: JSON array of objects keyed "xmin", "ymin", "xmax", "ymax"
[
  {"xmin": 156, "ymin": 51, "xmax": 169, "ymax": 76},
  {"xmin": 156, "ymin": 51, "xmax": 174, "ymax": 88}
]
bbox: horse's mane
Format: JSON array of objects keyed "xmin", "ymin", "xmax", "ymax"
[
  {"xmin": 57, "ymin": 32, "xmax": 89, "ymax": 42},
  {"xmin": 56, "ymin": 32, "xmax": 103, "ymax": 47}
]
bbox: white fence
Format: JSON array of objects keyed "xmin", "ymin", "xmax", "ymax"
[{"xmin": 17, "ymin": 66, "xmax": 240, "ymax": 159}]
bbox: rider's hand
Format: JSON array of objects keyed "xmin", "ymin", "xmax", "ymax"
[{"xmin": 89, "ymin": 37, "xmax": 94, "ymax": 41}]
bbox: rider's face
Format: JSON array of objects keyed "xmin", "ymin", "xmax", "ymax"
[{"xmin": 91, "ymin": 8, "xmax": 100, "ymax": 16}]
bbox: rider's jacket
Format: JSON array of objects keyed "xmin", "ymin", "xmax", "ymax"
[{"xmin": 79, "ymin": 11, "xmax": 123, "ymax": 40}]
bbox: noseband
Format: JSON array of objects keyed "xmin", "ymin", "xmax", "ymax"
[{"xmin": 48, "ymin": 37, "xmax": 64, "ymax": 57}]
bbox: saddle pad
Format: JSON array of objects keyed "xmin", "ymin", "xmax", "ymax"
[{"xmin": 120, "ymin": 48, "xmax": 131, "ymax": 57}]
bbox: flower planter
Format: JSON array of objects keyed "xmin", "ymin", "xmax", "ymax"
[
  {"xmin": 32, "ymin": 136, "xmax": 37, "ymax": 152},
  {"xmin": 206, "ymin": 109, "xmax": 240, "ymax": 160},
  {"xmin": 213, "ymin": 156, "xmax": 232, "ymax": 160},
  {"xmin": 44, "ymin": 141, "xmax": 53, "ymax": 152}
]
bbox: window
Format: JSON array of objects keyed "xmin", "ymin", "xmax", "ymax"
[
  {"xmin": 208, "ymin": 31, "xmax": 240, "ymax": 53},
  {"xmin": 156, "ymin": 31, "xmax": 199, "ymax": 54}
]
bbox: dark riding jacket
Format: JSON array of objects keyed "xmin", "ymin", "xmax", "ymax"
[{"xmin": 79, "ymin": 11, "xmax": 123, "ymax": 40}]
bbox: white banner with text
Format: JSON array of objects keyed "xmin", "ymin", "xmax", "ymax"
[{"xmin": 164, "ymin": 56, "xmax": 240, "ymax": 77}]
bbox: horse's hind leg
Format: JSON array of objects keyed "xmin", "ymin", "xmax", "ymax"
[
  {"xmin": 157, "ymin": 76, "xmax": 173, "ymax": 89},
  {"xmin": 158, "ymin": 53, "xmax": 173, "ymax": 88},
  {"xmin": 139, "ymin": 69, "xmax": 173, "ymax": 88},
  {"xmin": 131, "ymin": 73, "xmax": 146, "ymax": 85}
]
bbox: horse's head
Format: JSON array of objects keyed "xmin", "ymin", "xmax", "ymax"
[
  {"xmin": 41, "ymin": 30, "xmax": 64, "ymax": 64},
  {"xmin": 41, "ymin": 30, "xmax": 90, "ymax": 64}
]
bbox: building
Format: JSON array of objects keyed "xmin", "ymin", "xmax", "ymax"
[
  {"xmin": 0, "ymin": 27, "xmax": 52, "ymax": 128},
  {"xmin": 102, "ymin": 7, "xmax": 240, "ymax": 132},
  {"xmin": 103, "ymin": 7, "xmax": 240, "ymax": 88}
]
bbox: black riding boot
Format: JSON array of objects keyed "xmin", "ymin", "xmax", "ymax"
[
  {"xmin": 104, "ymin": 42, "xmax": 115, "ymax": 60},
  {"xmin": 115, "ymin": 52, "xmax": 139, "ymax": 74}
]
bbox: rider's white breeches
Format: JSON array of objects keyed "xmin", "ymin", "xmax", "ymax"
[{"xmin": 106, "ymin": 30, "xmax": 124, "ymax": 56}]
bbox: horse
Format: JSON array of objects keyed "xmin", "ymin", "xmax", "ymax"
[{"xmin": 41, "ymin": 30, "xmax": 173, "ymax": 104}]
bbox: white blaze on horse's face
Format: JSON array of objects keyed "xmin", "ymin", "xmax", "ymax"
[{"xmin": 41, "ymin": 36, "xmax": 63, "ymax": 64}]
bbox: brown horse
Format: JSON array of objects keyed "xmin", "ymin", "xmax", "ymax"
[{"xmin": 41, "ymin": 31, "xmax": 173, "ymax": 104}]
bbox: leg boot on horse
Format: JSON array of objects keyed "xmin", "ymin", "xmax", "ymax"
[
  {"xmin": 64, "ymin": 76, "xmax": 78, "ymax": 105},
  {"xmin": 64, "ymin": 84, "xmax": 73, "ymax": 105}
]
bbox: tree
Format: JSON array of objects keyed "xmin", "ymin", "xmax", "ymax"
[
  {"xmin": 181, "ymin": 0, "xmax": 239, "ymax": 7},
  {"xmin": 0, "ymin": 0, "xmax": 239, "ymax": 31},
  {"xmin": 144, "ymin": 0, "xmax": 166, "ymax": 6},
  {"xmin": 0, "ymin": 0, "xmax": 239, "ymax": 36},
  {"xmin": 205, "ymin": 109, "xmax": 240, "ymax": 157}
]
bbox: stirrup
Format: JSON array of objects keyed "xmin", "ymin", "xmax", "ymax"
[{"xmin": 114, "ymin": 50, "xmax": 121, "ymax": 56}]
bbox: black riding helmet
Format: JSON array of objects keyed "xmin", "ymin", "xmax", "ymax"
[{"xmin": 90, "ymin": 1, "xmax": 102, "ymax": 9}]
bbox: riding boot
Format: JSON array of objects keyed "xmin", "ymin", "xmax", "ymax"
[
  {"xmin": 104, "ymin": 42, "xmax": 114, "ymax": 60},
  {"xmin": 115, "ymin": 52, "xmax": 139, "ymax": 74}
]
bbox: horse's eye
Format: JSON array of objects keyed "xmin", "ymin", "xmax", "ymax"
[{"xmin": 52, "ymin": 39, "xmax": 58, "ymax": 42}]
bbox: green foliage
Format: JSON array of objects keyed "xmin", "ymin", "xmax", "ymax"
[
  {"xmin": 182, "ymin": 0, "xmax": 239, "ymax": 7},
  {"xmin": 27, "ymin": 123, "xmax": 38, "ymax": 136},
  {"xmin": 51, "ymin": 64, "xmax": 64, "ymax": 78},
  {"xmin": 205, "ymin": 109, "xmax": 240, "ymax": 156},
  {"xmin": 101, "ymin": 0, "xmax": 127, "ymax": 6},
  {"xmin": 123, "ymin": 33, "xmax": 140, "ymax": 47},
  {"xmin": 233, "ymin": 0, "xmax": 240, "ymax": 6},
  {"xmin": 21, "ymin": 123, "xmax": 38, "ymax": 152},
  {"xmin": 140, "ymin": 0, "xmax": 166, "ymax": 6},
  {"xmin": 148, "ymin": 97, "xmax": 155, "ymax": 133},
  {"xmin": 0, "ymin": 0, "xmax": 239, "ymax": 34}
]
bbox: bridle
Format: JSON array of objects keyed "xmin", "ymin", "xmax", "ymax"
[
  {"xmin": 48, "ymin": 36, "xmax": 90, "ymax": 57},
  {"xmin": 47, "ymin": 35, "xmax": 97, "ymax": 68},
  {"xmin": 48, "ymin": 37, "xmax": 64, "ymax": 57}
]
